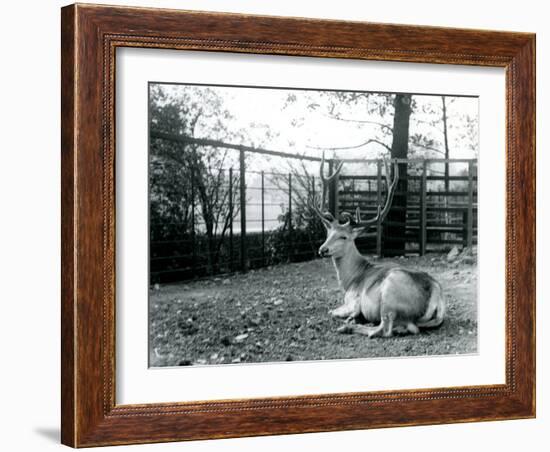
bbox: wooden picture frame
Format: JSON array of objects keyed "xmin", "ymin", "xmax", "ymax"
[{"xmin": 61, "ymin": 3, "xmax": 535, "ymax": 447}]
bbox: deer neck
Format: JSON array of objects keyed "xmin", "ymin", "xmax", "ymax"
[{"xmin": 332, "ymin": 244, "xmax": 371, "ymax": 291}]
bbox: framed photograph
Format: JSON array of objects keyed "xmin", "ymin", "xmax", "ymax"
[{"xmin": 61, "ymin": 3, "xmax": 536, "ymax": 447}]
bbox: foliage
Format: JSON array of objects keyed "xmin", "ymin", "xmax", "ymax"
[
  {"xmin": 149, "ymin": 84, "xmax": 242, "ymax": 275},
  {"xmin": 265, "ymin": 203, "xmax": 326, "ymax": 266}
]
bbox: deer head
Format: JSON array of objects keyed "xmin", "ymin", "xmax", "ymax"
[{"xmin": 310, "ymin": 154, "xmax": 399, "ymax": 259}]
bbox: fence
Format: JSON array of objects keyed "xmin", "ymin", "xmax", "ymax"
[
  {"xmin": 150, "ymin": 149, "xmax": 326, "ymax": 283},
  {"xmin": 150, "ymin": 152, "xmax": 477, "ymax": 284},
  {"xmin": 335, "ymin": 158, "xmax": 477, "ymax": 256}
]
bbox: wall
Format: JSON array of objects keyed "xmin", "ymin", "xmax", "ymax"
[{"xmin": 0, "ymin": 1, "xmax": 545, "ymax": 451}]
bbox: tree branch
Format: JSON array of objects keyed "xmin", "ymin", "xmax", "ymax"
[
  {"xmin": 322, "ymin": 112, "xmax": 394, "ymax": 133},
  {"xmin": 307, "ymin": 138, "xmax": 391, "ymax": 152},
  {"xmin": 410, "ymin": 142, "xmax": 445, "ymax": 155}
]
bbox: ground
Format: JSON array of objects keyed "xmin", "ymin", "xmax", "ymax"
[{"xmin": 149, "ymin": 254, "xmax": 477, "ymax": 367}]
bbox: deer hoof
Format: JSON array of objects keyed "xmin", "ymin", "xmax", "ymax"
[{"xmin": 337, "ymin": 324, "xmax": 354, "ymax": 334}]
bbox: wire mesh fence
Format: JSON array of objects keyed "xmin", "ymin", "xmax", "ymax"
[
  {"xmin": 150, "ymin": 156, "xmax": 477, "ymax": 284},
  {"xmin": 150, "ymin": 163, "xmax": 326, "ymax": 283}
]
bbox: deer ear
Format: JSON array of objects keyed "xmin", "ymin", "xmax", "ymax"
[{"xmin": 351, "ymin": 226, "xmax": 367, "ymax": 238}]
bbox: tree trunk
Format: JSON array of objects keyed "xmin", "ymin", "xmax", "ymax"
[{"xmin": 384, "ymin": 94, "xmax": 412, "ymax": 257}]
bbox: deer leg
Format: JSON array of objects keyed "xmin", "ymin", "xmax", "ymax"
[
  {"xmin": 336, "ymin": 315, "xmax": 363, "ymax": 333},
  {"xmin": 407, "ymin": 323, "xmax": 420, "ymax": 335},
  {"xmin": 330, "ymin": 305, "xmax": 355, "ymax": 319},
  {"xmin": 331, "ymin": 294, "xmax": 361, "ymax": 320},
  {"xmin": 343, "ymin": 313, "xmax": 393, "ymax": 338},
  {"xmin": 337, "ymin": 323, "xmax": 385, "ymax": 337},
  {"xmin": 381, "ymin": 312, "xmax": 395, "ymax": 337}
]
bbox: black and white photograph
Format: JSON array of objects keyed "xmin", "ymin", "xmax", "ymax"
[{"xmin": 148, "ymin": 82, "xmax": 479, "ymax": 367}]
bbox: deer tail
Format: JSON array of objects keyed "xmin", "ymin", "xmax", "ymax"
[{"xmin": 417, "ymin": 280, "xmax": 446, "ymax": 328}]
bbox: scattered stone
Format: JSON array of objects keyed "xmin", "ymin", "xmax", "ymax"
[
  {"xmin": 231, "ymin": 357, "xmax": 241, "ymax": 363},
  {"xmin": 234, "ymin": 333, "xmax": 249, "ymax": 343},
  {"xmin": 273, "ymin": 298, "xmax": 284, "ymax": 306},
  {"xmin": 153, "ymin": 283, "xmax": 160, "ymax": 291},
  {"xmin": 195, "ymin": 358, "xmax": 207, "ymax": 365},
  {"xmin": 248, "ymin": 317, "xmax": 261, "ymax": 327},
  {"xmin": 447, "ymin": 246, "xmax": 460, "ymax": 262},
  {"xmin": 210, "ymin": 353, "xmax": 219, "ymax": 360}
]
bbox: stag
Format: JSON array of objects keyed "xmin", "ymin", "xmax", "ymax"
[{"xmin": 311, "ymin": 155, "xmax": 445, "ymax": 337}]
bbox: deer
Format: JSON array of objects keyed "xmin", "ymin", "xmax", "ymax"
[{"xmin": 311, "ymin": 155, "xmax": 446, "ymax": 338}]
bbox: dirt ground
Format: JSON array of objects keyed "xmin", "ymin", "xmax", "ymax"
[{"xmin": 149, "ymin": 254, "xmax": 478, "ymax": 367}]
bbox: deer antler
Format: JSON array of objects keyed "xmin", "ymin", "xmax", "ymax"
[
  {"xmin": 352, "ymin": 159, "xmax": 399, "ymax": 227},
  {"xmin": 310, "ymin": 152, "xmax": 343, "ymax": 227}
]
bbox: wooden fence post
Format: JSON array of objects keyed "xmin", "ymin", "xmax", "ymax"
[
  {"xmin": 466, "ymin": 160, "xmax": 474, "ymax": 249},
  {"xmin": 239, "ymin": 150, "xmax": 247, "ymax": 271},
  {"xmin": 462, "ymin": 211, "xmax": 468, "ymax": 248},
  {"xmin": 288, "ymin": 173, "xmax": 293, "ymax": 262},
  {"xmin": 190, "ymin": 166, "xmax": 196, "ymax": 277},
  {"xmin": 311, "ymin": 175, "xmax": 316, "ymax": 257},
  {"xmin": 376, "ymin": 160, "xmax": 383, "ymax": 257},
  {"xmin": 419, "ymin": 160, "xmax": 427, "ymax": 256},
  {"xmin": 228, "ymin": 168, "xmax": 233, "ymax": 272},
  {"xmin": 261, "ymin": 170, "xmax": 265, "ymax": 267}
]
